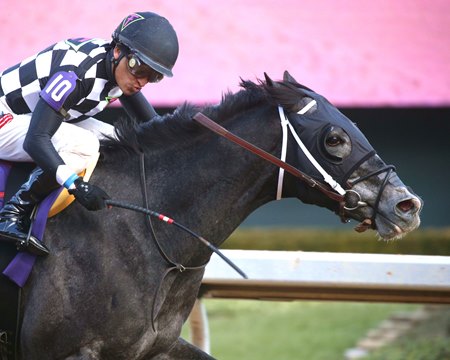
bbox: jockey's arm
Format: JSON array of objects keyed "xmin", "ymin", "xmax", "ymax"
[
  {"xmin": 119, "ymin": 91, "xmax": 159, "ymax": 123},
  {"xmin": 24, "ymin": 70, "xmax": 91, "ymax": 188},
  {"xmin": 23, "ymin": 99, "xmax": 65, "ymax": 178},
  {"xmin": 23, "ymin": 99, "xmax": 109, "ymax": 209}
]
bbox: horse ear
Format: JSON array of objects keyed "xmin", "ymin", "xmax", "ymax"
[
  {"xmin": 264, "ymin": 72, "xmax": 274, "ymax": 87},
  {"xmin": 283, "ymin": 71, "xmax": 299, "ymax": 84}
]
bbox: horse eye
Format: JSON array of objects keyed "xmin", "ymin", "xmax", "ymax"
[
  {"xmin": 326, "ymin": 135, "xmax": 342, "ymax": 147},
  {"xmin": 321, "ymin": 127, "xmax": 352, "ymax": 162}
]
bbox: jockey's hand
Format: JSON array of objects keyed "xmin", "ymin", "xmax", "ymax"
[{"xmin": 68, "ymin": 178, "xmax": 110, "ymax": 211}]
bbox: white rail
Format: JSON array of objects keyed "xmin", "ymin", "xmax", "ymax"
[
  {"xmin": 189, "ymin": 250, "xmax": 450, "ymax": 353},
  {"xmin": 199, "ymin": 250, "xmax": 450, "ymax": 303}
]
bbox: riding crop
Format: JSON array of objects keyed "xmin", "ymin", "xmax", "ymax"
[{"xmin": 105, "ymin": 199, "xmax": 248, "ymax": 279}]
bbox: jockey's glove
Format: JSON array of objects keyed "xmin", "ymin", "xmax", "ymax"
[{"xmin": 68, "ymin": 177, "xmax": 110, "ymax": 211}]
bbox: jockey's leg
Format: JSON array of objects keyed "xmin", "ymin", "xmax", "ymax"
[
  {"xmin": 74, "ymin": 117, "xmax": 115, "ymax": 140},
  {"xmin": 0, "ymin": 113, "xmax": 102, "ymax": 255},
  {"xmin": 0, "ymin": 167, "xmax": 57, "ymax": 255},
  {"xmin": 50, "ymin": 118, "xmax": 102, "ymax": 176}
]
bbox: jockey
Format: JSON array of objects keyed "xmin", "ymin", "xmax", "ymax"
[{"xmin": 0, "ymin": 12, "xmax": 179, "ymax": 256}]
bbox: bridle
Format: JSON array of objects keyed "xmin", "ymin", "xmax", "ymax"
[
  {"xmin": 276, "ymin": 102, "xmax": 396, "ymax": 225},
  {"xmin": 193, "ymin": 105, "xmax": 395, "ymax": 227}
]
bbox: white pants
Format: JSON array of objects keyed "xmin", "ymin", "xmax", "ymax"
[{"xmin": 0, "ymin": 100, "xmax": 114, "ymax": 175}]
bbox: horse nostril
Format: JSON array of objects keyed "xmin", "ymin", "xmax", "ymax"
[{"xmin": 396, "ymin": 199, "xmax": 417, "ymax": 213}]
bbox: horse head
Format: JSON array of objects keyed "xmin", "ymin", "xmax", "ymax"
[{"xmin": 264, "ymin": 71, "xmax": 422, "ymax": 240}]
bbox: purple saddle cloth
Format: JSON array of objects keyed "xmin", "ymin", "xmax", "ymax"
[{"xmin": 0, "ymin": 160, "xmax": 63, "ymax": 287}]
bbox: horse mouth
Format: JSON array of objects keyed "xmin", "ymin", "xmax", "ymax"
[
  {"xmin": 370, "ymin": 214, "xmax": 421, "ymax": 241},
  {"xmin": 376, "ymin": 222, "xmax": 407, "ymax": 241},
  {"xmin": 354, "ymin": 217, "xmax": 418, "ymax": 241},
  {"xmin": 352, "ymin": 210, "xmax": 422, "ymax": 241},
  {"xmin": 351, "ymin": 193, "xmax": 422, "ymax": 241}
]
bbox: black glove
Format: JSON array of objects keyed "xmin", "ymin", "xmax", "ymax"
[{"xmin": 68, "ymin": 177, "xmax": 110, "ymax": 211}]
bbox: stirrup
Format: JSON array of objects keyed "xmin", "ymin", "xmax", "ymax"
[
  {"xmin": 22, "ymin": 208, "xmax": 50, "ymax": 256},
  {"xmin": 18, "ymin": 235, "xmax": 50, "ymax": 256},
  {"xmin": 0, "ymin": 231, "xmax": 49, "ymax": 256}
]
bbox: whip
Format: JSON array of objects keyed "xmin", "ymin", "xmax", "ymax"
[{"xmin": 105, "ymin": 199, "xmax": 248, "ymax": 279}]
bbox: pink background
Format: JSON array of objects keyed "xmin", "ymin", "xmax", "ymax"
[{"xmin": 1, "ymin": 0, "xmax": 449, "ymax": 107}]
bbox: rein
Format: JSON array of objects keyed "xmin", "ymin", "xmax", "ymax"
[
  {"xmin": 105, "ymin": 154, "xmax": 247, "ymax": 278},
  {"xmin": 193, "ymin": 109, "xmax": 394, "ymax": 225},
  {"xmin": 193, "ymin": 112, "xmax": 344, "ymax": 204},
  {"xmin": 105, "ymin": 153, "xmax": 247, "ymax": 331}
]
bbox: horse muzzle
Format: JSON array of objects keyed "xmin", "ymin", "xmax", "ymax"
[{"xmin": 352, "ymin": 190, "xmax": 423, "ymax": 239}]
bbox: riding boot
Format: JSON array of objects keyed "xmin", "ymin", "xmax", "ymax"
[{"xmin": 0, "ymin": 167, "xmax": 60, "ymax": 256}]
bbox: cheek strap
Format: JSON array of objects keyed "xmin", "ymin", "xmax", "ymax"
[
  {"xmin": 111, "ymin": 50, "xmax": 127, "ymax": 77},
  {"xmin": 276, "ymin": 103, "xmax": 346, "ymax": 200}
]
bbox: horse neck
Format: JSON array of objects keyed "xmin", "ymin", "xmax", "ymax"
[{"xmin": 144, "ymin": 108, "xmax": 281, "ymax": 247}]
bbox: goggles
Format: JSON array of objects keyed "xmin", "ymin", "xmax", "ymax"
[{"xmin": 126, "ymin": 54, "xmax": 164, "ymax": 83}]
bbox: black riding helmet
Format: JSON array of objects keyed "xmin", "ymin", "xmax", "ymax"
[{"xmin": 112, "ymin": 12, "xmax": 179, "ymax": 77}]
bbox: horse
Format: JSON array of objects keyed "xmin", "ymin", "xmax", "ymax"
[{"xmin": 16, "ymin": 71, "xmax": 421, "ymax": 359}]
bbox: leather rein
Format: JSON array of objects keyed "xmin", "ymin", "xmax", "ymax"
[
  {"xmin": 193, "ymin": 112, "xmax": 343, "ymax": 203},
  {"xmin": 193, "ymin": 109, "xmax": 394, "ymax": 226}
]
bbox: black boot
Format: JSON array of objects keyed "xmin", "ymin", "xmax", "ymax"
[{"xmin": 0, "ymin": 167, "xmax": 59, "ymax": 256}]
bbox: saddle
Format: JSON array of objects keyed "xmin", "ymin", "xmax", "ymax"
[{"xmin": 0, "ymin": 156, "xmax": 98, "ymax": 359}]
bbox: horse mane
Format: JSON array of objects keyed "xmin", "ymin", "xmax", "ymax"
[{"xmin": 100, "ymin": 77, "xmax": 306, "ymax": 159}]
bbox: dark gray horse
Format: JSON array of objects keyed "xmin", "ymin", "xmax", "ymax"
[{"xmin": 19, "ymin": 72, "xmax": 421, "ymax": 359}]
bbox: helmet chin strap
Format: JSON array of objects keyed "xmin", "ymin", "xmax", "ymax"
[
  {"xmin": 276, "ymin": 102, "xmax": 346, "ymax": 200},
  {"xmin": 110, "ymin": 45, "xmax": 128, "ymax": 79}
]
